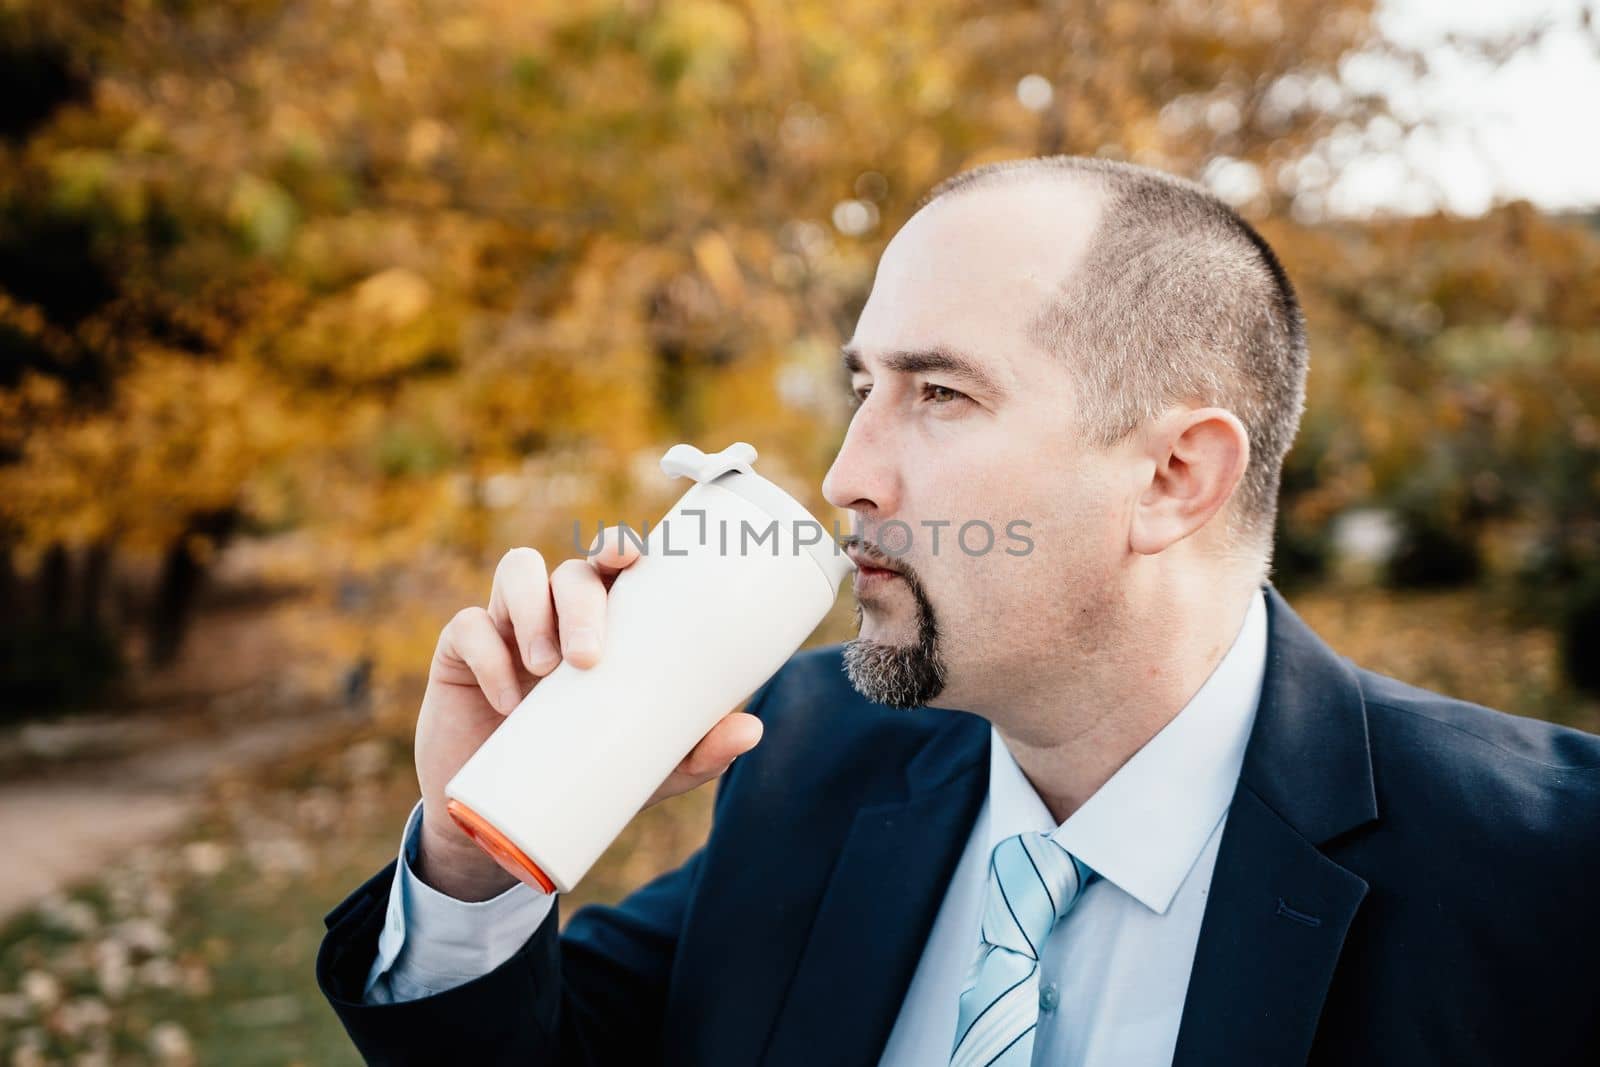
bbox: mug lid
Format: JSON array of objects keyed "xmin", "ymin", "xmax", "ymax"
[
  {"xmin": 660, "ymin": 441, "xmax": 759, "ymax": 483},
  {"xmin": 660, "ymin": 441, "xmax": 854, "ymax": 591}
]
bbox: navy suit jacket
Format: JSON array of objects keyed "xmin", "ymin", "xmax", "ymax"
[{"xmin": 318, "ymin": 583, "xmax": 1600, "ymax": 1064}]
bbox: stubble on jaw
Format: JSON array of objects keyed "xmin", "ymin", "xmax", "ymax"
[{"xmin": 840, "ymin": 569, "xmax": 950, "ymax": 710}]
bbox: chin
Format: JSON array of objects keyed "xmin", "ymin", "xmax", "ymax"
[{"xmin": 855, "ymin": 607, "xmax": 913, "ymax": 641}]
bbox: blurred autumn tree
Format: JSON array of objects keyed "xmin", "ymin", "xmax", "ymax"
[{"xmin": 1, "ymin": 0, "xmax": 1596, "ymax": 711}]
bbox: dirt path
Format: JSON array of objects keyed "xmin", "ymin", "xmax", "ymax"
[
  {"xmin": 0, "ymin": 694, "xmax": 369, "ymax": 922},
  {"xmin": 0, "ymin": 784, "xmax": 188, "ymax": 921},
  {"xmin": 0, "ymin": 568, "xmax": 382, "ymax": 924}
]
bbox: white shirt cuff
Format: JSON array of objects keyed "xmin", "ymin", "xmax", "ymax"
[{"xmin": 362, "ymin": 799, "xmax": 557, "ymax": 1004}]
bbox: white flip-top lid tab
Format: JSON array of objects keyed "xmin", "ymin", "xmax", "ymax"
[
  {"xmin": 659, "ymin": 441, "xmax": 759, "ymax": 483},
  {"xmin": 659, "ymin": 442, "xmax": 854, "ymax": 591}
]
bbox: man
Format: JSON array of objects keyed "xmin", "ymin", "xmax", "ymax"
[{"xmin": 316, "ymin": 157, "xmax": 1600, "ymax": 1065}]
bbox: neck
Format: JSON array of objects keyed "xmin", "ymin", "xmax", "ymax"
[{"xmin": 980, "ymin": 566, "xmax": 1257, "ymax": 824}]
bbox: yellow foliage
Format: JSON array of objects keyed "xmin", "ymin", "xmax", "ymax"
[{"xmin": 1, "ymin": 0, "xmax": 1595, "ymax": 698}]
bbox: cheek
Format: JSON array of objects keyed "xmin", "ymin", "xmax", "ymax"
[
  {"xmin": 908, "ymin": 453, "xmax": 1120, "ymax": 581},
  {"xmin": 1007, "ymin": 481, "xmax": 1126, "ymax": 577},
  {"xmin": 1056, "ymin": 461, "xmax": 1129, "ymax": 536}
]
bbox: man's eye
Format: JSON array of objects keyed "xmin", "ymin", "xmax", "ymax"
[
  {"xmin": 846, "ymin": 383, "xmax": 969, "ymax": 410},
  {"xmin": 923, "ymin": 383, "xmax": 969, "ymax": 406}
]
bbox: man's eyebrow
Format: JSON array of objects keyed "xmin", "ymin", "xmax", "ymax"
[{"xmin": 839, "ymin": 344, "xmax": 1004, "ymax": 395}]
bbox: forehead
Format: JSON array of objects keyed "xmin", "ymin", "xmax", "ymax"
[{"xmin": 848, "ymin": 176, "xmax": 1106, "ymax": 379}]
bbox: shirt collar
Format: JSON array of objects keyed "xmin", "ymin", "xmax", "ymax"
[{"xmin": 986, "ymin": 585, "xmax": 1268, "ymax": 915}]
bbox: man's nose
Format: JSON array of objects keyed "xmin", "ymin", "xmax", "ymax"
[{"xmin": 822, "ymin": 410, "xmax": 900, "ymax": 518}]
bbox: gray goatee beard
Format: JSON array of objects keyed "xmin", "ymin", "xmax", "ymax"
[{"xmin": 841, "ymin": 570, "xmax": 949, "ymax": 709}]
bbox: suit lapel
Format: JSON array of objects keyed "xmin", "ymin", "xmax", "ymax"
[
  {"xmin": 1171, "ymin": 789, "xmax": 1369, "ymax": 1065},
  {"xmin": 1173, "ymin": 584, "xmax": 1380, "ymax": 1065},
  {"xmin": 751, "ymin": 583, "xmax": 1378, "ymax": 1066},
  {"xmin": 760, "ymin": 710, "xmax": 990, "ymax": 1067}
]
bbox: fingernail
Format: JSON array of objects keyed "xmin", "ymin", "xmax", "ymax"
[
  {"xmin": 526, "ymin": 636, "xmax": 559, "ymax": 672},
  {"xmin": 497, "ymin": 686, "xmax": 522, "ymax": 713}
]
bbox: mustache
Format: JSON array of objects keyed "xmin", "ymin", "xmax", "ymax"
[
  {"xmin": 841, "ymin": 534, "xmax": 911, "ymax": 573},
  {"xmin": 842, "ymin": 535, "xmax": 939, "ymax": 604}
]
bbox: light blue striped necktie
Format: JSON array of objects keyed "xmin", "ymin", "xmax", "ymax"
[{"xmin": 949, "ymin": 831, "xmax": 1095, "ymax": 1067}]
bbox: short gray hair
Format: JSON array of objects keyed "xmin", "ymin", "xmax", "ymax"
[{"xmin": 922, "ymin": 156, "xmax": 1308, "ymax": 565}]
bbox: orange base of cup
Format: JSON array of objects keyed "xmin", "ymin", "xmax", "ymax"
[{"xmin": 446, "ymin": 799, "xmax": 556, "ymax": 894}]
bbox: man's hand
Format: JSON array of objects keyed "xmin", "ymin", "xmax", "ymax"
[{"xmin": 413, "ymin": 527, "xmax": 765, "ymax": 901}]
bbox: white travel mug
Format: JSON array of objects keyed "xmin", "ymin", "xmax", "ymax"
[{"xmin": 444, "ymin": 441, "xmax": 856, "ymax": 894}]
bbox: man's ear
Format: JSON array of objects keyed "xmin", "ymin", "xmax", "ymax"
[{"xmin": 1128, "ymin": 406, "xmax": 1250, "ymax": 556}]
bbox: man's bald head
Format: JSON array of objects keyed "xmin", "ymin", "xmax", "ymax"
[{"xmin": 921, "ymin": 156, "xmax": 1308, "ymax": 564}]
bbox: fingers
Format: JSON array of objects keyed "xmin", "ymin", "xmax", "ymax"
[
  {"xmin": 439, "ymin": 606, "xmax": 526, "ymax": 715},
  {"xmin": 478, "ymin": 533, "xmax": 641, "ymax": 686},
  {"xmin": 549, "ymin": 557, "xmax": 607, "ymax": 669},
  {"xmin": 680, "ymin": 712, "xmax": 764, "ymax": 776},
  {"xmin": 647, "ymin": 713, "xmax": 764, "ymax": 808},
  {"xmin": 587, "ymin": 524, "xmax": 645, "ymax": 585},
  {"xmin": 488, "ymin": 548, "xmax": 560, "ymax": 675}
]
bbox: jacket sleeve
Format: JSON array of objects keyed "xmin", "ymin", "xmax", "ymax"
[
  {"xmin": 317, "ymin": 845, "xmax": 709, "ymax": 1065},
  {"xmin": 315, "ymin": 675, "xmax": 779, "ymax": 1066}
]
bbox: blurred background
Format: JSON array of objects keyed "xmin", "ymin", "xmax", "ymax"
[{"xmin": 1, "ymin": 0, "xmax": 1597, "ymax": 1062}]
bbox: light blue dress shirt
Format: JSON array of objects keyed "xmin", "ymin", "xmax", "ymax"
[{"xmin": 367, "ymin": 588, "xmax": 1268, "ymax": 1066}]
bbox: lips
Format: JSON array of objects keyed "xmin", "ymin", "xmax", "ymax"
[{"xmin": 845, "ymin": 545, "xmax": 906, "ymax": 576}]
